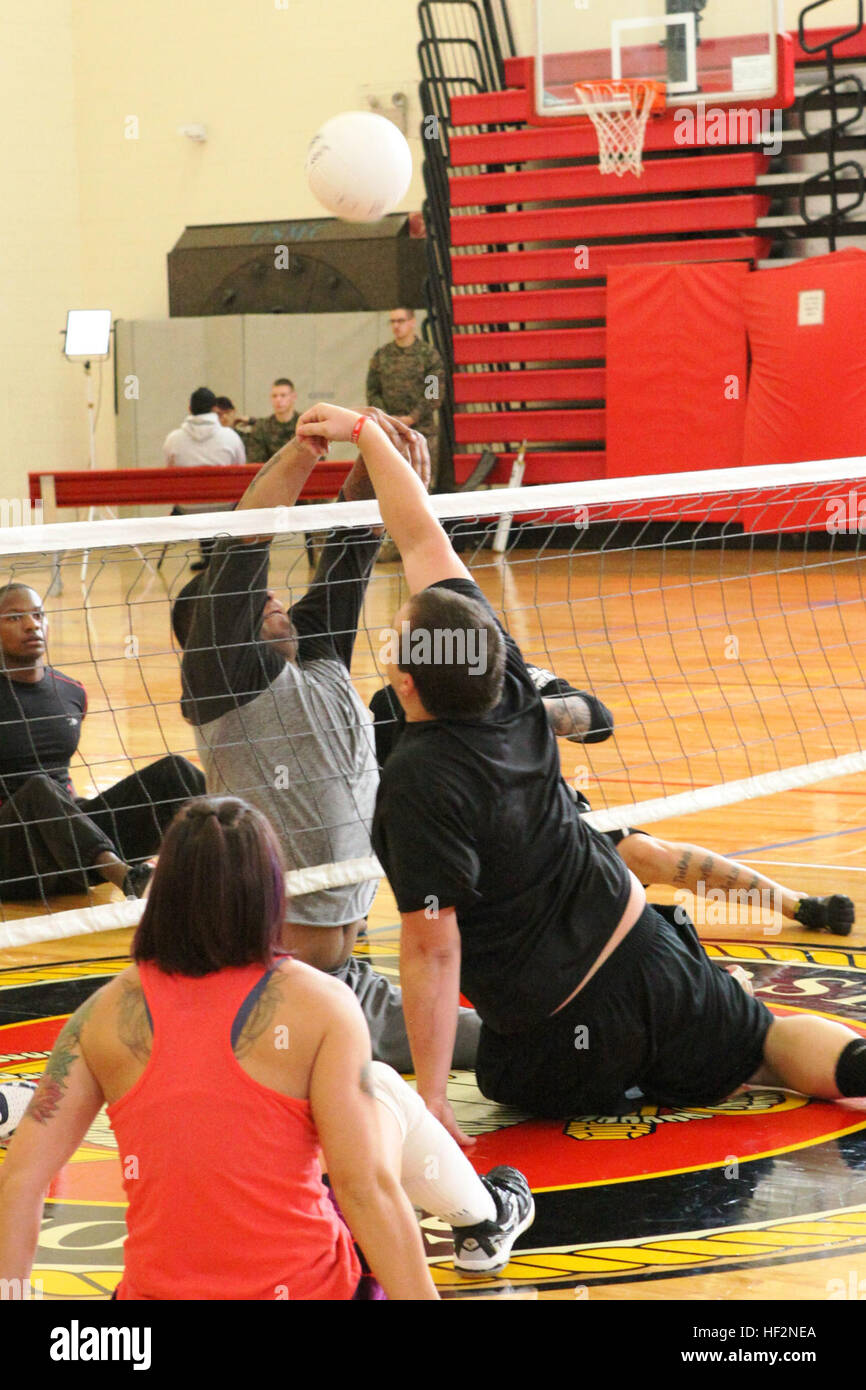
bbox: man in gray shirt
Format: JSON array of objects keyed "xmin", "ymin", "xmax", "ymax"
[{"xmin": 172, "ymin": 413, "xmax": 479, "ymax": 1070}]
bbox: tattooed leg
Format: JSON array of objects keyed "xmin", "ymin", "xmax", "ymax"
[{"xmin": 618, "ymin": 836, "xmax": 803, "ymax": 919}]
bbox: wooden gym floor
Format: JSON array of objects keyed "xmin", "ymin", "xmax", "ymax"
[{"xmin": 0, "ymin": 537, "xmax": 864, "ymax": 1302}]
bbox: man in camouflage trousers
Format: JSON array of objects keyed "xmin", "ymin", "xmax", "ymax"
[
  {"xmin": 245, "ymin": 379, "xmax": 300, "ymax": 464},
  {"xmin": 367, "ymin": 309, "xmax": 444, "ymax": 488}
]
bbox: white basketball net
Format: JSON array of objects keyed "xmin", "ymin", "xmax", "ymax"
[{"xmin": 575, "ymin": 80, "xmax": 661, "ymax": 177}]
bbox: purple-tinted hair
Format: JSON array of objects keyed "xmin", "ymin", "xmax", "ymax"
[{"xmin": 133, "ymin": 797, "xmax": 285, "ymax": 976}]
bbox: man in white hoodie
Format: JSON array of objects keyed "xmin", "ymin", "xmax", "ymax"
[{"xmin": 164, "ymin": 387, "xmax": 247, "ymax": 570}]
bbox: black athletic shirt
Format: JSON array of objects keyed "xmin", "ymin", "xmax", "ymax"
[
  {"xmin": 0, "ymin": 668, "xmax": 87, "ymax": 804},
  {"xmin": 177, "ymin": 528, "xmax": 381, "ymax": 726},
  {"xmin": 371, "ymin": 578, "xmax": 634, "ymax": 1035}
]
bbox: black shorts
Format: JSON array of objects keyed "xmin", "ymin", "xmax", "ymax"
[{"xmin": 476, "ymin": 904, "xmax": 773, "ymax": 1117}]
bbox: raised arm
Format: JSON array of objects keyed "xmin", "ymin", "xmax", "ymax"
[
  {"xmin": 297, "ymin": 403, "xmax": 467, "ymax": 595},
  {"xmin": 287, "ymin": 411, "xmax": 422, "ymax": 668},
  {"xmin": 177, "ymin": 432, "xmax": 330, "ymax": 715},
  {"xmin": 235, "ymin": 433, "xmax": 323, "ymax": 514}
]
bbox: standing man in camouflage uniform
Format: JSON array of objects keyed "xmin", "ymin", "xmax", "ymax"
[
  {"xmin": 245, "ymin": 379, "xmax": 300, "ymax": 464},
  {"xmin": 367, "ymin": 310, "xmax": 444, "ymax": 488}
]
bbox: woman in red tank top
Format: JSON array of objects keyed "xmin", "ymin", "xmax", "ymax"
[{"xmin": 0, "ymin": 797, "xmax": 440, "ymax": 1299}]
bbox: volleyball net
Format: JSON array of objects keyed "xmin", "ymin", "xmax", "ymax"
[{"xmin": 0, "ymin": 455, "xmax": 863, "ymax": 949}]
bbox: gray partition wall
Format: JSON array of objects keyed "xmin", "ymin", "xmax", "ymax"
[{"xmin": 115, "ymin": 311, "xmax": 416, "ymax": 472}]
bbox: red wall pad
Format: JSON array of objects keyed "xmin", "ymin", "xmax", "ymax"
[
  {"xmin": 742, "ymin": 249, "xmax": 866, "ymax": 466},
  {"xmin": 606, "ymin": 263, "xmax": 749, "ymax": 478}
]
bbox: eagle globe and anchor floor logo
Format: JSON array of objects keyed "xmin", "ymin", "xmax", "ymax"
[{"xmin": 422, "ymin": 942, "xmax": 866, "ymax": 1292}]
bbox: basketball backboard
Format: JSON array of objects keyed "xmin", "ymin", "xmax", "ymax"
[{"xmin": 536, "ymin": 0, "xmax": 784, "ymax": 117}]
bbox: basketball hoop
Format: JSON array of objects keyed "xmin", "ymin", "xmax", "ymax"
[{"xmin": 574, "ymin": 79, "xmax": 666, "ymax": 178}]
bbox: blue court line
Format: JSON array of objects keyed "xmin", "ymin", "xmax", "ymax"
[{"xmin": 725, "ymin": 824, "xmax": 866, "ymax": 857}]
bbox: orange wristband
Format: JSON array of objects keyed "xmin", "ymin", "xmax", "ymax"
[{"xmin": 351, "ymin": 416, "xmax": 366, "ymax": 447}]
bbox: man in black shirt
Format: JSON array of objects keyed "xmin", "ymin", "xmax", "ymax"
[
  {"xmin": 0, "ymin": 584, "xmax": 204, "ymax": 903},
  {"xmin": 298, "ymin": 401, "xmax": 866, "ymax": 1146}
]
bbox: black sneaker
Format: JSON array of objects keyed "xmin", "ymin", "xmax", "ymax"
[
  {"xmin": 793, "ymin": 895, "xmax": 855, "ymax": 936},
  {"xmin": 123, "ymin": 863, "xmax": 154, "ymax": 900},
  {"xmin": 452, "ymin": 1166, "xmax": 535, "ymax": 1275}
]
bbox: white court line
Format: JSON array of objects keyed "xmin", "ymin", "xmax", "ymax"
[{"xmin": 738, "ymin": 858, "xmax": 866, "ymax": 875}]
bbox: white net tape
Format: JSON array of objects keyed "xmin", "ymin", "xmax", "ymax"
[
  {"xmin": 0, "ymin": 857, "xmax": 387, "ymax": 951},
  {"xmin": 1, "ymin": 456, "xmax": 862, "ymax": 554},
  {"xmin": 575, "ymin": 79, "xmax": 661, "ymax": 177}
]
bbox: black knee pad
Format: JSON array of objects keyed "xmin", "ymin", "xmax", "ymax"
[{"xmin": 835, "ymin": 1038, "xmax": 866, "ymax": 1097}]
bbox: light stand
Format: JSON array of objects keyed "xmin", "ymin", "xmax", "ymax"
[
  {"xmin": 53, "ymin": 310, "xmax": 158, "ymax": 593},
  {"xmin": 83, "ymin": 358, "xmax": 98, "ymax": 472}
]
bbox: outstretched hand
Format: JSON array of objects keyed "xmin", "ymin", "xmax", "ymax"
[
  {"xmin": 297, "ymin": 402, "xmax": 432, "ymax": 491},
  {"xmin": 292, "ymin": 425, "xmax": 330, "ymax": 461},
  {"xmin": 297, "ymin": 402, "xmax": 362, "ymax": 444},
  {"xmin": 361, "ymin": 408, "xmax": 431, "ymax": 491}
]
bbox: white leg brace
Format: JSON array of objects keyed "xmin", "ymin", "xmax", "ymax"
[{"xmin": 369, "ymin": 1061, "xmax": 496, "ymax": 1226}]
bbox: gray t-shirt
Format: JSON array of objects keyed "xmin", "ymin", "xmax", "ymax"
[{"xmin": 177, "ymin": 531, "xmax": 381, "ymax": 926}]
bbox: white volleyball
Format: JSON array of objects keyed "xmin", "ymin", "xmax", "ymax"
[{"xmin": 305, "ymin": 111, "xmax": 413, "ymax": 223}]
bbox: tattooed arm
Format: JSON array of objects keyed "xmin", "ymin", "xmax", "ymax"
[
  {"xmin": 26, "ymin": 992, "xmax": 100, "ymax": 1125},
  {"xmin": 0, "ymin": 991, "xmax": 105, "ymax": 1284},
  {"xmin": 523, "ymin": 666, "xmax": 614, "ymax": 745},
  {"xmin": 543, "ymin": 694, "xmax": 598, "ymax": 742},
  {"xmin": 235, "ymin": 434, "xmax": 324, "ymax": 517}
]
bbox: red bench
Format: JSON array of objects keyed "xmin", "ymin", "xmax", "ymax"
[
  {"xmin": 28, "ymin": 464, "xmax": 353, "ymax": 519},
  {"xmin": 28, "ymin": 464, "xmax": 357, "ymax": 594}
]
